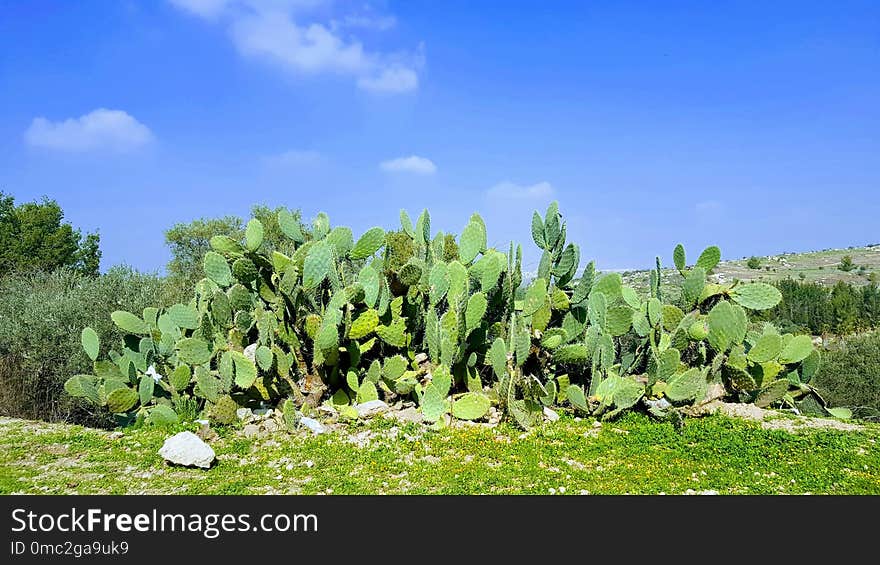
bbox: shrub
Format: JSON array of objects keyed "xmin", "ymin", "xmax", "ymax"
[
  {"xmin": 813, "ymin": 332, "xmax": 880, "ymax": 419},
  {"xmin": 838, "ymin": 255, "xmax": 856, "ymax": 272},
  {"xmin": 0, "ymin": 267, "xmax": 185, "ymax": 425},
  {"xmin": 746, "ymin": 256, "xmax": 761, "ymax": 269}
]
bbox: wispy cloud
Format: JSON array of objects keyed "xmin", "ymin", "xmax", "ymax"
[
  {"xmin": 24, "ymin": 108, "xmax": 154, "ymax": 152},
  {"xmin": 379, "ymin": 155, "xmax": 437, "ymax": 175},
  {"xmin": 169, "ymin": 0, "xmax": 422, "ymax": 93},
  {"xmin": 487, "ymin": 181, "xmax": 555, "ymax": 200},
  {"xmin": 696, "ymin": 200, "xmax": 722, "ymax": 212},
  {"xmin": 263, "ymin": 148, "xmax": 324, "ymax": 166}
]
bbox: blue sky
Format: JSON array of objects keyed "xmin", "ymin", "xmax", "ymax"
[{"xmin": 1, "ymin": 1, "xmax": 878, "ymax": 274}]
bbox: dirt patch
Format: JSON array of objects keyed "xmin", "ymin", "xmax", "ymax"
[{"xmin": 704, "ymin": 402, "xmax": 864, "ymax": 432}]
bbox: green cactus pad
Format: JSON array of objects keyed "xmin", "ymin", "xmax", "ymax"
[
  {"xmin": 303, "ymin": 240, "xmax": 332, "ymax": 290},
  {"xmin": 383, "ymin": 355, "xmax": 408, "ymax": 381},
  {"xmin": 428, "ymin": 262, "xmax": 450, "ymax": 305},
  {"xmin": 779, "ymin": 334, "xmax": 814, "ymax": 364},
  {"xmin": 202, "ymin": 251, "xmax": 233, "ymax": 287},
  {"xmin": 351, "ymin": 227, "xmax": 386, "ymax": 260},
  {"xmin": 231, "ymin": 257, "xmax": 259, "ymax": 283},
  {"xmin": 592, "ymin": 273, "xmax": 622, "ymax": 299},
  {"xmin": 447, "ymin": 261, "xmax": 468, "ymax": 305},
  {"xmin": 673, "ymin": 244, "xmax": 686, "ymax": 273},
  {"xmin": 255, "ymin": 345, "xmax": 273, "ymax": 371},
  {"xmin": 111, "ymin": 311, "xmax": 150, "ymax": 335},
  {"xmin": 167, "ymin": 303, "xmax": 200, "ymax": 330},
  {"xmin": 730, "ymin": 282, "xmax": 783, "ymax": 311},
  {"xmin": 176, "ymin": 337, "xmax": 211, "ymax": 365},
  {"xmin": 245, "ymin": 218, "xmax": 264, "ymax": 252},
  {"xmin": 64, "ymin": 375, "xmax": 100, "ymax": 405},
  {"xmin": 398, "ymin": 261, "xmax": 423, "ymax": 286},
  {"xmin": 606, "ymin": 305, "xmax": 634, "ymax": 337},
  {"xmin": 451, "ymin": 392, "xmax": 491, "ymax": 420},
  {"xmin": 524, "ymin": 278, "xmax": 548, "ymax": 315},
  {"xmin": 540, "ymin": 328, "xmax": 568, "ymax": 350},
  {"xmin": 138, "ymin": 373, "xmax": 155, "ymax": 405},
  {"xmin": 357, "ymin": 265, "xmax": 380, "ymax": 307},
  {"xmin": 459, "ymin": 215, "xmax": 486, "ymax": 264},
  {"xmin": 665, "ymin": 368, "xmax": 705, "ymax": 403},
  {"xmin": 146, "ymin": 405, "xmax": 179, "ymax": 426},
  {"xmin": 277, "ymin": 209, "xmax": 304, "ymax": 242},
  {"xmin": 754, "ymin": 379, "xmax": 789, "ymax": 408},
  {"xmin": 682, "ymin": 267, "xmax": 706, "ymax": 308},
  {"xmin": 169, "ymin": 365, "xmax": 192, "ymax": 392},
  {"xmin": 196, "ymin": 368, "xmax": 220, "ymax": 402},
  {"xmin": 748, "ymin": 333, "xmax": 783, "ymax": 363},
  {"xmin": 315, "ymin": 320, "xmax": 339, "ymax": 353},
  {"xmin": 531, "ymin": 211, "xmax": 546, "ymax": 250},
  {"xmin": 465, "ymin": 292, "xmax": 488, "ymax": 334},
  {"xmin": 356, "ymin": 381, "xmax": 379, "ymax": 404},
  {"xmin": 210, "ymin": 395, "xmax": 238, "ymax": 425},
  {"xmin": 376, "ymin": 318, "xmax": 407, "ymax": 348},
  {"xmin": 349, "ymin": 309, "xmax": 378, "ymax": 339},
  {"xmin": 210, "ymin": 235, "xmax": 245, "ymax": 256},
  {"xmin": 327, "ymin": 226, "xmax": 353, "ymax": 257},
  {"xmin": 571, "ymin": 261, "xmax": 595, "ymax": 305},
  {"xmin": 231, "ymin": 351, "xmax": 257, "ymax": 389},
  {"xmin": 420, "ymin": 382, "xmax": 448, "ymax": 422},
  {"xmin": 489, "ymin": 337, "xmax": 508, "ymax": 378},
  {"xmin": 567, "ymin": 385, "xmax": 589, "ymax": 411},
  {"xmin": 106, "ymin": 387, "xmax": 139, "ymax": 413},
  {"xmin": 695, "ymin": 246, "xmax": 721, "ymax": 272},
  {"xmin": 81, "ymin": 327, "xmax": 100, "ymax": 361},
  {"xmin": 227, "ymin": 284, "xmax": 253, "ymax": 311},
  {"xmin": 554, "ymin": 344, "xmax": 590, "ymax": 365}
]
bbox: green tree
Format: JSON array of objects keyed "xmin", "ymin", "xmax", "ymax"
[
  {"xmin": 164, "ymin": 205, "xmax": 305, "ymax": 286},
  {"xmin": 0, "ymin": 191, "xmax": 101, "ymax": 277},
  {"xmin": 746, "ymin": 256, "xmax": 761, "ymax": 269},
  {"xmin": 838, "ymin": 255, "xmax": 856, "ymax": 272}
]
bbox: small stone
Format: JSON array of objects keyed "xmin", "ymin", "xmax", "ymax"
[
  {"xmin": 414, "ymin": 353, "xmax": 429, "ymax": 364},
  {"xmin": 543, "ymin": 407, "xmax": 560, "ymax": 422},
  {"xmin": 299, "ymin": 417, "xmax": 326, "ymax": 435},
  {"xmin": 253, "ymin": 407, "xmax": 272, "ymax": 417},
  {"xmin": 592, "ymin": 420, "xmax": 602, "ymax": 429},
  {"xmin": 263, "ymin": 419, "xmax": 279, "ymax": 433},
  {"xmin": 355, "ymin": 400, "xmax": 390, "ymax": 418},
  {"xmin": 236, "ymin": 407, "xmax": 253, "ymax": 421},
  {"xmin": 389, "ymin": 407, "xmax": 425, "ymax": 424},
  {"xmin": 243, "ymin": 343, "xmax": 258, "ymax": 362},
  {"xmin": 158, "ymin": 431, "xmax": 215, "ymax": 469},
  {"xmin": 108, "ymin": 431, "xmax": 124, "ymax": 440},
  {"xmin": 242, "ymin": 424, "xmax": 260, "ymax": 438}
]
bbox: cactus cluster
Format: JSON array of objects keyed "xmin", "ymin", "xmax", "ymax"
[{"xmin": 66, "ymin": 202, "xmax": 834, "ymax": 428}]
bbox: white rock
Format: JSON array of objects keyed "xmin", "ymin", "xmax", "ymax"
[
  {"xmin": 543, "ymin": 407, "xmax": 560, "ymax": 422},
  {"xmin": 243, "ymin": 343, "xmax": 258, "ymax": 362},
  {"xmin": 236, "ymin": 407, "xmax": 253, "ymax": 421},
  {"xmin": 300, "ymin": 417, "xmax": 327, "ymax": 435},
  {"xmin": 158, "ymin": 432, "xmax": 215, "ymax": 469},
  {"xmin": 355, "ymin": 400, "xmax": 390, "ymax": 418}
]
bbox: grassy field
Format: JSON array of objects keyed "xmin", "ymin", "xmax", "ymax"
[
  {"xmin": 621, "ymin": 244, "xmax": 880, "ymax": 299},
  {"xmin": 2, "ymin": 412, "xmax": 879, "ymax": 495}
]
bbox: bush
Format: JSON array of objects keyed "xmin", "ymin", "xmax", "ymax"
[
  {"xmin": 0, "ymin": 267, "xmax": 185, "ymax": 425},
  {"xmin": 813, "ymin": 332, "xmax": 880, "ymax": 419},
  {"xmin": 746, "ymin": 256, "xmax": 761, "ymax": 269},
  {"xmin": 753, "ymin": 279, "xmax": 880, "ymax": 335},
  {"xmin": 838, "ymin": 255, "xmax": 856, "ymax": 272}
]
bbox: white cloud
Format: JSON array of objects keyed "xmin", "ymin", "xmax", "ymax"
[
  {"xmin": 696, "ymin": 200, "xmax": 722, "ymax": 212},
  {"xmin": 24, "ymin": 108, "xmax": 154, "ymax": 152},
  {"xmin": 357, "ymin": 66, "xmax": 419, "ymax": 94},
  {"xmin": 168, "ymin": 0, "xmax": 231, "ymax": 18},
  {"xmin": 263, "ymin": 149, "xmax": 324, "ymax": 166},
  {"xmin": 170, "ymin": 0, "xmax": 421, "ymax": 93},
  {"xmin": 487, "ymin": 181, "xmax": 555, "ymax": 200},
  {"xmin": 379, "ymin": 155, "xmax": 436, "ymax": 175}
]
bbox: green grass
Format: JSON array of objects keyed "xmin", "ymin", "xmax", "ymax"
[{"xmin": 2, "ymin": 413, "xmax": 879, "ymax": 495}]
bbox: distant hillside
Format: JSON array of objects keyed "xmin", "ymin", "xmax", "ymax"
[{"xmin": 619, "ymin": 244, "xmax": 880, "ymax": 299}]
